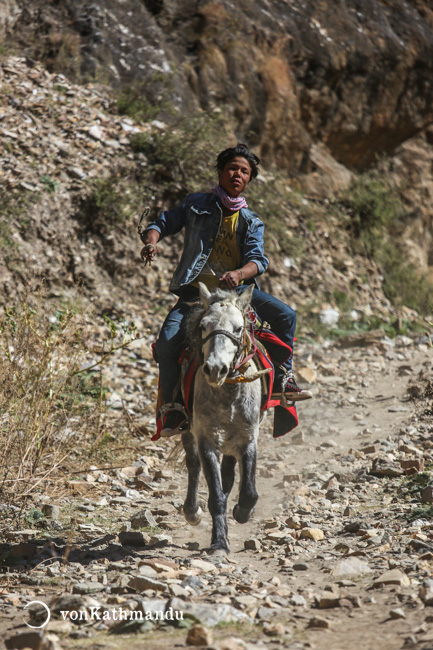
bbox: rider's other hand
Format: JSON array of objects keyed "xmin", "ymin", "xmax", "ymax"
[{"xmin": 220, "ymin": 270, "xmax": 242, "ymax": 289}]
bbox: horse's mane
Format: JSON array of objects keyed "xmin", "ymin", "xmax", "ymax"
[{"xmin": 185, "ymin": 288, "xmax": 239, "ymax": 349}]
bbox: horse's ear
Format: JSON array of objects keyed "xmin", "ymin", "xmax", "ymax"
[
  {"xmin": 198, "ymin": 282, "xmax": 212, "ymax": 309},
  {"xmin": 238, "ymin": 284, "xmax": 254, "ymax": 311}
]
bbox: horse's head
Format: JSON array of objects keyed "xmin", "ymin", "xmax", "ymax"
[{"xmin": 197, "ymin": 282, "xmax": 254, "ymax": 387}]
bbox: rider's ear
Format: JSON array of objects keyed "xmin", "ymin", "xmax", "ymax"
[
  {"xmin": 238, "ymin": 284, "xmax": 254, "ymax": 311},
  {"xmin": 198, "ymin": 282, "xmax": 212, "ymax": 309}
]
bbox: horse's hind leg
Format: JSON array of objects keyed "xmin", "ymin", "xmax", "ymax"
[
  {"xmin": 233, "ymin": 441, "xmax": 258, "ymax": 524},
  {"xmin": 198, "ymin": 438, "xmax": 229, "ymax": 553},
  {"xmin": 182, "ymin": 431, "xmax": 202, "ymax": 525}
]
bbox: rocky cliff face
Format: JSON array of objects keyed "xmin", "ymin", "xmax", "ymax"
[
  {"xmin": 1, "ymin": 0, "xmax": 433, "ymax": 308},
  {"xmin": 4, "ymin": 0, "xmax": 433, "ymax": 173}
]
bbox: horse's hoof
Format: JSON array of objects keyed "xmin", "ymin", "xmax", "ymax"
[
  {"xmin": 233, "ymin": 504, "xmax": 254, "ymax": 524},
  {"xmin": 206, "ymin": 546, "xmax": 229, "ymax": 557},
  {"xmin": 183, "ymin": 506, "xmax": 202, "ymax": 526}
]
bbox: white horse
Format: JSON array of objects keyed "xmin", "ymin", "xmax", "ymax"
[{"xmin": 181, "ymin": 282, "xmax": 264, "ymax": 553}]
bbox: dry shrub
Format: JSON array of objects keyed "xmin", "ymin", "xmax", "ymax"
[
  {"xmin": 0, "ymin": 294, "xmax": 140, "ymax": 506},
  {"xmin": 0, "ymin": 298, "xmax": 101, "ymax": 503}
]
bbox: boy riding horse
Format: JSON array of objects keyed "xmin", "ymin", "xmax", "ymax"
[{"xmin": 140, "ymin": 143, "xmax": 312, "ymax": 437}]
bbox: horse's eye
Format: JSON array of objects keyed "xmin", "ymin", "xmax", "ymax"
[{"xmin": 235, "ymin": 326, "xmax": 243, "ymax": 335}]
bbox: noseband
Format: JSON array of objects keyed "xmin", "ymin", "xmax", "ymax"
[{"xmin": 200, "ymin": 328, "xmax": 244, "ymax": 355}]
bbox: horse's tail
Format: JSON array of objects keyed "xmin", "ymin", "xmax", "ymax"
[{"xmin": 166, "ymin": 437, "xmax": 186, "ymax": 466}]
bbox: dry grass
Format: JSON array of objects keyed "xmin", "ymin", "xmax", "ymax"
[{"xmin": 0, "ymin": 293, "xmax": 142, "ymax": 510}]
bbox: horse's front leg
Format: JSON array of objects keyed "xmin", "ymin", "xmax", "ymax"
[
  {"xmin": 182, "ymin": 431, "xmax": 202, "ymax": 525},
  {"xmin": 233, "ymin": 440, "xmax": 258, "ymax": 524},
  {"xmin": 221, "ymin": 454, "xmax": 236, "ymax": 499},
  {"xmin": 198, "ymin": 438, "xmax": 229, "ymax": 553}
]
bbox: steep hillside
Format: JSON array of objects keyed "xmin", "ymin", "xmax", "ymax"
[
  {"xmin": 1, "ymin": 54, "xmax": 432, "ymax": 339},
  {"xmin": 1, "ymin": 1, "xmax": 433, "ymax": 328}
]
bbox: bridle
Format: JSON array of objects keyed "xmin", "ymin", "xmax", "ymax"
[
  {"xmin": 200, "ymin": 328, "xmax": 245, "ymax": 359},
  {"xmin": 199, "ymin": 313, "xmax": 262, "ymax": 382}
]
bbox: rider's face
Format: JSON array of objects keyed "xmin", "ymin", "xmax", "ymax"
[{"xmin": 218, "ymin": 156, "xmax": 252, "ymax": 197}]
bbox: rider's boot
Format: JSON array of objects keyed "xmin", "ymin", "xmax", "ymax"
[{"xmin": 160, "ymin": 409, "xmax": 188, "ymax": 438}]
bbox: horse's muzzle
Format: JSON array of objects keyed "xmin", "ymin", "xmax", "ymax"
[{"xmin": 203, "ymin": 360, "xmax": 229, "ymax": 386}]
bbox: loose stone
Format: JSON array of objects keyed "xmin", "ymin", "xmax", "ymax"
[
  {"xmin": 307, "ymin": 616, "xmax": 330, "ymax": 629},
  {"xmin": 373, "ymin": 569, "xmax": 411, "ymax": 588},
  {"xmin": 186, "ymin": 624, "xmax": 213, "ymax": 646},
  {"xmin": 300, "ymin": 528, "xmax": 325, "ymax": 541}
]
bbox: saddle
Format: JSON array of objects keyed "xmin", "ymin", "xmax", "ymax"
[{"xmin": 151, "ymin": 326, "xmax": 298, "ymax": 442}]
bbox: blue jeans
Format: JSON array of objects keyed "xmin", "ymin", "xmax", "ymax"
[{"xmin": 154, "ymin": 287, "xmax": 296, "ymax": 404}]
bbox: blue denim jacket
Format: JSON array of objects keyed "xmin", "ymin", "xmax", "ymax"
[{"xmin": 144, "ymin": 192, "xmax": 269, "ymax": 294}]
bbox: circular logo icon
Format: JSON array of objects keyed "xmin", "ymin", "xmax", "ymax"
[{"xmin": 24, "ymin": 601, "xmax": 51, "ymax": 629}]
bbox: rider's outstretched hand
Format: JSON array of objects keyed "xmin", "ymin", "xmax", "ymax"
[
  {"xmin": 141, "ymin": 243, "xmax": 158, "ymax": 266},
  {"xmin": 140, "ymin": 229, "xmax": 160, "ymax": 266}
]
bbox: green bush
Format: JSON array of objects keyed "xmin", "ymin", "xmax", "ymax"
[
  {"xmin": 340, "ymin": 171, "xmax": 433, "ymax": 316},
  {"xmin": 341, "ymin": 172, "xmax": 406, "ymax": 255},
  {"xmin": 117, "ymin": 72, "xmax": 175, "ymax": 123},
  {"xmin": 247, "ymin": 177, "xmax": 305, "ymax": 257},
  {"xmin": 0, "ymin": 189, "xmax": 40, "ymax": 259},
  {"xmin": 380, "ymin": 242, "xmax": 433, "ymax": 314},
  {"xmin": 117, "ymin": 88, "xmax": 161, "ymax": 123},
  {"xmin": 89, "ymin": 176, "xmax": 126, "ymax": 222},
  {"xmin": 132, "ymin": 111, "xmax": 227, "ymax": 197},
  {"xmin": 0, "ymin": 219, "xmax": 14, "ymax": 252},
  {"xmin": 0, "ymin": 300, "xmax": 100, "ymax": 502},
  {"xmin": 77, "ymin": 173, "xmax": 142, "ymax": 234},
  {"xmin": 40, "ymin": 175, "xmax": 59, "ymax": 194}
]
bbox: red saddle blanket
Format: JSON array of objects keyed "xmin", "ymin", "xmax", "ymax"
[{"xmin": 151, "ymin": 329, "xmax": 298, "ymax": 441}]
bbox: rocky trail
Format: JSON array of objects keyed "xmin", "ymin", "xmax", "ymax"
[{"xmin": 1, "ymin": 329, "xmax": 433, "ymax": 650}]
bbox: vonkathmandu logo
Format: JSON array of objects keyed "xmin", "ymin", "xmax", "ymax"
[
  {"xmin": 60, "ymin": 606, "xmax": 184, "ymax": 623},
  {"xmin": 24, "ymin": 602, "xmax": 184, "ymax": 628}
]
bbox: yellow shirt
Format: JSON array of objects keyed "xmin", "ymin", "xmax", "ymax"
[{"xmin": 193, "ymin": 211, "xmax": 242, "ymax": 289}]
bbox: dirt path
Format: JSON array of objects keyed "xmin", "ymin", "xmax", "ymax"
[{"xmin": 1, "ymin": 335, "xmax": 433, "ymax": 650}]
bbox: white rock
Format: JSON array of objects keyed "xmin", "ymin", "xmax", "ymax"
[
  {"xmin": 331, "ymin": 557, "xmax": 372, "ymax": 578},
  {"xmin": 320, "ymin": 308, "xmax": 340, "ymax": 325},
  {"xmin": 88, "ymin": 125, "xmax": 103, "ymax": 141},
  {"xmin": 190, "ymin": 558, "xmax": 218, "ymax": 573}
]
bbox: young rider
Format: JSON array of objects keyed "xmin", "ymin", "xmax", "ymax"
[{"xmin": 140, "ymin": 143, "xmax": 312, "ymax": 436}]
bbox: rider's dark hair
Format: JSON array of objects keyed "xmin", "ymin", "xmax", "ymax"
[{"xmin": 216, "ymin": 143, "xmax": 260, "ymax": 182}]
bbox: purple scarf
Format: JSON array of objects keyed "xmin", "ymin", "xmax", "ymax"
[{"xmin": 211, "ymin": 185, "xmax": 248, "ymax": 211}]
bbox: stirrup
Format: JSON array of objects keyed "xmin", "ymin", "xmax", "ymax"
[
  {"xmin": 160, "ymin": 418, "xmax": 189, "ymax": 438},
  {"xmin": 275, "ymin": 368, "xmax": 313, "ymax": 406},
  {"xmin": 271, "ymin": 390, "xmax": 313, "ymax": 405}
]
